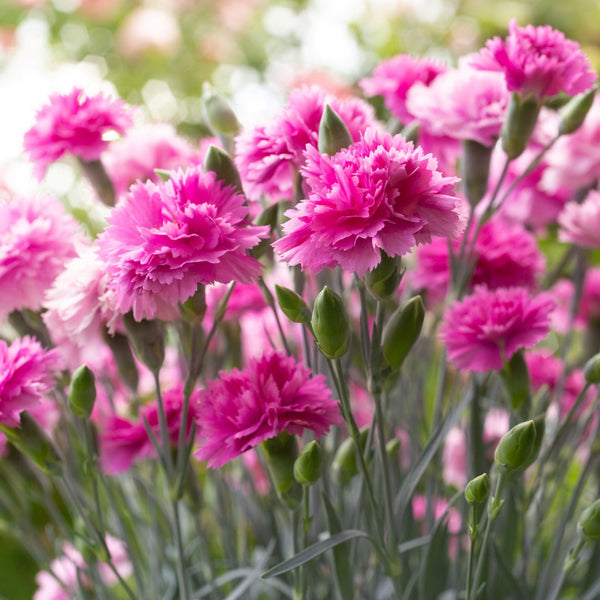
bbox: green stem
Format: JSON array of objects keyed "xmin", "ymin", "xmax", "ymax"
[
  {"xmin": 466, "ymin": 505, "xmax": 478, "ymax": 600},
  {"xmin": 171, "ymin": 499, "xmax": 192, "ymax": 600}
]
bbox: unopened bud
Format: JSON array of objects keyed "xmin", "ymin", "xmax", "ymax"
[
  {"xmin": 382, "ymin": 295, "xmax": 425, "ymax": 370},
  {"xmin": 103, "ymin": 330, "xmax": 139, "ymax": 391},
  {"xmin": 494, "ymin": 420, "xmax": 537, "ymax": 472},
  {"xmin": 332, "ymin": 428, "xmax": 369, "ymax": 485},
  {"xmin": 275, "ymin": 284, "xmax": 311, "ymax": 325},
  {"xmin": 203, "ymin": 145, "xmax": 244, "ymax": 196},
  {"xmin": 202, "ymin": 83, "xmax": 240, "ymax": 137},
  {"xmin": 584, "ymin": 352, "xmax": 600, "ymax": 384},
  {"xmin": 578, "ymin": 498, "xmax": 600, "ymax": 541},
  {"xmin": 385, "ymin": 437, "xmax": 401, "ymax": 460},
  {"xmin": 559, "ymin": 88, "xmax": 596, "ymax": 136},
  {"xmin": 68, "ymin": 365, "xmax": 96, "ymax": 419},
  {"xmin": 179, "ymin": 285, "xmax": 207, "ymax": 324},
  {"xmin": 318, "ymin": 104, "xmax": 353, "ymax": 155},
  {"xmin": 294, "ymin": 440, "xmax": 323, "ymax": 486},
  {"xmin": 262, "ymin": 432, "xmax": 302, "ymax": 509},
  {"xmin": 311, "ymin": 286, "xmax": 350, "ymax": 359},
  {"xmin": 461, "ymin": 140, "xmax": 494, "ymax": 207},
  {"xmin": 365, "ymin": 252, "xmax": 403, "ymax": 301},
  {"xmin": 465, "ymin": 473, "xmax": 490, "ymax": 505},
  {"xmin": 500, "ymin": 350, "xmax": 531, "ymax": 411},
  {"xmin": 123, "ymin": 312, "xmax": 165, "ymax": 375},
  {"xmin": 501, "ymin": 93, "xmax": 541, "ymax": 160}
]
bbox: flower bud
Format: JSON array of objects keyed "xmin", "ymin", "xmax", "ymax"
[
  {"xmin": 500, "ymin": 350, "xmax": 531, "ymax": 411},
  {"xmin": 583, "ymin": 352, "xmax": 600, "ymax": 385},
  {"xmin": 203, "ymin": 145, "xmax": 244, "ymax": 196},
  {"xmin": 559, "ymin": 88, "xmax": 596, "ymax": 136},
  {"xmin": 501, "ymin": 93, "xmax": 541, "ymax": 160},
  {"xmin": 494, "ymin": 420, "xmax": 537, "ymax": 472},
  {"xmin": 365, "ymin": 252, "xmax": 404, "ymax": 301},
  {"xmin": 382, "ymin": 295, "xmax": 425, "ymax": 370},
  {"xmin": 68, "ymin": 365, "xmax": 97, "ymax": 419},
  {"xmin": 123, "ymin": 312, "xmax": 165, "ymax": 375},
  {"xmin": 103, "ymin": 330, "xmax": 139, "ymax": 391},
  {"xmin": 385, "ymin": 437, "xmax": 401, "ymax": 460},
  {"xmin": 461, "ymin": 140, "xmax": 494, "ymax": 207},
  {"xmin": 262, "ymin": 432, "xmax": 301, "ymax": 509},
  {"xmin": 311, "ymin": 286, "xmax": 350, "ymax": 359},
  {"xmin": 578, "ymin": 498, "xmax": 600, "ymax": 541},
  {"xmin": 332, "ymin": 428, "xmax": 368, "ymax": 485},
  {"xmin": 318, "ymin": 104, "xmax": 353, "ymax": 155},
  {"xmin": 294, "ymin": 440, "xmax": 323, "ymax": 486},
  {"xmin": 179, "ymin": 285, "xmax": 207, "ymax": 324},
  {"xmin": 202, "ymin": 82, "xmax": 240, "ymax": 137},
  {"xmin": 275, "ymin": 284, "xmax": 311, "ymax": 325},
  {"xmin": 465, "ymin": 473, "xmax": 490, "ymax": 505}
]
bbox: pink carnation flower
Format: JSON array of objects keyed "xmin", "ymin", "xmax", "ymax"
[
  {"xmin": 235, "ymin": 85, "xmax": 375, "ymax": 202},
  {"xmin": 467, "ymin": 19, "xmax": 596, "ymax": 100},
  {"xmin": 274, "ymin": 127, "xmax": 464, "ymax": 276},
  {"xmin": 194, "ymin": 352, "xmax": 341, "ymax": 468},
  {"xmin": 551, "ymin": 267, "xmax": 600, "ymax": 333},
  {"xmin": 558, "ymin": 190, "xmax": 600, "ymax": 248},
  {"xmin": 0, "ymin": 336, "xmax": 61, "ymax": 428},
  {"xmin": 440, "ymin": 286, "xmax": 555, "ymax": 372},
  {"xmin": 360, "ymin": 55, "xmax": 447, "ymax": 124},
  {"xmin": 98, "ymin": 167, "xmax": 268, "ymax": 321},
  {"xmin": 0, "ymin": 194, "xmax": 79, "ymax": 319},
  {"xmin": 24, "ymin": 87, "xmax": 133, "ymax": 179},
  {"xmin": 442, "ymin": 427, "xmax": 467, "ymax": 489},
  {"xmin": 406, "ymin": 68, "xmax": 508, "ymax": 147}
]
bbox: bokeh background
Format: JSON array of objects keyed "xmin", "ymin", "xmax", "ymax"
[{"xmin": 1, "ymin": 0, "xmax": 599, "ymax": 596}]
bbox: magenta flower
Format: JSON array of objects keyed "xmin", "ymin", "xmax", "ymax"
[
  {"xmin": 98, "ymin": 167, "xmax": 268, "ymax": 321},
  {"xmin": 194, "ymin": 352, "xmax": 341, "ymax": 468},
  {"xmin": 24, "ymin": 87, "xmax": 133, "ymax": 179},
  {"xmin": 0, "ymin": 336, "xmax": 61, "ymax": 428},
  {"xmin": 235, "ymin": 85, "xmax": 375, "ymax": 202},
  {"xmin": 0, "ymin": 195, "xmax": 79, "ymax": 319},
  {"xmin": 440, "ymin": 286, "xmax": 555, "ymax": 372},
  {"xmin": 406, "ymin": 67, "xmax": 508, "ymax": 147},
  {"xmin": 468, "ymin": 19, "xmax": 596, "ymax": 100},
  {"xmin": 360, "ymin": 54, "xmax": 447, "ymax": 124},
  {"xmin": 274, "ymin": 127, "xmax": 464, "ymax": 276},
  {"xmin": 558, "ymin": 190, "xmax": 600, "ymax": 248}
]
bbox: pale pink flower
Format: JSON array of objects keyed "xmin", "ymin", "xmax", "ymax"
[
  {"xmin": 558, "ymin": 190, "xmax": 600, "ymax": 248},
  {"xmin": 406, "ymin": 68, "xmax": 508, "ymax": 147},
  {"xmin": 467, "ymin": 19, "xmax": 596, "ymax": 100},
  {"xmin": 274, "ymin": 127, "xmax": 464, "ymax": 276},
  {"xmin": 0, "ymin": 194, "xmax": 79, "ymax": 319},
  {"xmin": 24, "ymin": 88, "xmax": 133, "ymax": 179},
  {"xmin": 98, "ymin": 167, "xmax": 268, "ymax": 321},
  {"xmin": 442, "ymin": 427, "xmax": 467, "ymax": 488},
  {"xmin": 194, "ymin": 352, "xmax": 341, "ymax": 468},
  {"xmin": 104, "ymin": 124, "xmax": 200, "ymax": 197},
  {"xmin": 526, "ymin": 350, "xmax": 564, "ymax": 393},
  {"xmin": 550, "ymin": 267, "xmax": 600, "ymax": 333},
  {"xmin": 440, "ymin": 286, "xmax": 555, "ymax": 372},
  {"xmin": 235, "ymin": 85, "xmax": 375, "ymax": 202},
  {"xmin": 483, "ymin": 408, "xmax": 510, "ymax": 461},
  {"xmin": 412, "ymin": 495, "xmax": 462, "ymax": 558},
  {"xmin": 360, "ymin": 55, "xmax": 448, "ymax": 124},
  {"xmin": 0, "ymin": 336, "xmax": 60, "ymax": 428}
]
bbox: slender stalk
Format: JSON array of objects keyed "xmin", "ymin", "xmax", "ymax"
[{"xmin": 466, "ymin": 505, "xmax": 477, "ymax": 600}]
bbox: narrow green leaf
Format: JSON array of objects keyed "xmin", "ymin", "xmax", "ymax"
[
  {"xmin": 262, "ymin": 530, "xmax": 370, "ymax": 579},
  {"xmin": 491, "ymin": 541, "xmax": 527, "ymax": 600}
]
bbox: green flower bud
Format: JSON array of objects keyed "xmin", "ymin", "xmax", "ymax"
[
  {"xmin": 179, "ymin": 285, "xmax": 207, "ymax": 324},
  {"xmin": 500, "ymin": 350, "xmax": 531, "ymax": 411},
  {"xmin": 262, "ymin": 432, "xmax": 302, "ymax": 509},
  {"xmin": 68, "ymin": 365, "xmax": 97, "ymax": 419},
  {"xmin": 578, "ymin": 498, "xmax": 600, "ymax": 541},
  {"xmin": 364, "ymin": 252, "xmax": 404, "ymax": 301},
  {"xmin": 501, "ymin": 93, "xmax": 541, "ymax": 160},
  {"xmin": 203, "ymin": 145, "xmax": 244, "ymax": 196},
  {"xmin": 382, "ymin": 295, "xmax": 425, "ymax": 370},
  {"xmin": 461, "ymin": 140, "xmax": 494, "ymax": 207},
  {"xmin": 311, "ymin": 286, "xmax": 350, "ymax": 359},
  {"xmin": 275, "ymin": 284, "xmax": 311, "ymax": 325},
  {"xmin": 318, "ymin": 104, "xmax": 353, "ymax": 155},
  {"xmin": 465, "ymin": 473, "xmax": 490, "ymax": 505},
  {"xmin": 494, "ymin": 420, "xmax": 537, "ymax": 472},
  {"xmin": 559, "ymin": 88, "xmax": 596, "ymax": 136},
  {"xmin": 583, "ymin": 352, "xmax": 600, "ymax": 385},
  {"xmin": 154, "ymin": 168, "xmax": 171, "ymax": 182},
  {"xmin": 385, "ymin": 437, "xmax": 401, "ymax": 460},
  {"xmin": 294, "ymin": 440, "xmax": 323, "ymax": 486},
  {"xmin": 202, "ymin": 82, "xmax": 240, "ymax": 137},
  {"xmin": 332, "ymin": 428, "xmax": 369, "ymax": 485},
  {"xmin": 103, "ymin": 330, "xmax": 139, "ymax": 391},
  {"xmin": 123, "ymin": 312, "xmax": 165, "ymax": 375}
]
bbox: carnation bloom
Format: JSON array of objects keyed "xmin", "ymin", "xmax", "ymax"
[
  {"xmin": 98, "ymin": 167, "xmax": 268, "ymax": 321},
  {"xmin": 0, "ymin": 194, "xmax": 79, "ymax": 319},
  {"xmin": 440, "ymin": 286, "xmax": 555, "ymax": 372},
  {"xmin": 558, "ymin": 190, "xmax": 600, "ymax": 248},
  {"xmin": 360, "ymin": 54, "xmax": 448, "ymax": 124},
  {"xmin": 551, "ymin": 267, "xmax": 600, "ymax": 333},
  {"xmin": 442, "ymin": 427, "xmax": 467, "ymax": 488},
  {"xmin": 467, "ymin": 19, "xmax": 596, "ymax": 100},
  {"xmin": 0, "ymin": 336, "xmax": 60, "ymax": 427},
  {"xmin": 406, "ymin": 67, "xmax": 508, "ymax": 147},
  {"xmin": 194, "ymin": 352, "xmax": 341, "ymax": 468},
  {"xmin": 24, "ymin": 87, "xmax": 133, "ymax": 179},
  {"xmin": 235, "ymin": 85, "xmax": 375, "ymax": 202},
  {"xmin": 274, "ymin": 127, "xmax": 464, "ymax": 276}
]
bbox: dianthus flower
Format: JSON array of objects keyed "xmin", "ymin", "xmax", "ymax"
[
  {"xmin": 274, "ymin": 127, "xmax": 464, "ymax": 276},
  {"xmin": 0, "ymin": 336, "xmax": 61, "ymax": 428},
  {"xmin": 551, "ymin": 267, "xmax": 600, "ymax": 333},
  {"xmin": 0, "ymin": 195, "xmax": 79, "ymax": 319},
  {"xmin": 235, "ymin": 85, "xmax": 375, "ymax": 201},
  {"xmin": 467, "ymin": 19, "xmax": 596, "ymax": 100},
  {"xmin": 24, "ymin": 87, "xmax": 133, "ymax": 179},
  {"xmin": 406, "ymin": 67, "xmax": 508, "ymax": 147},
  {"xmin": 194, "ymin": 352, "xmax": 341, "ymax": 468},
  {"xmin": 440, "ymin": 286, "xmax": 555, "ymax": 372},
  {"xmin": 98, "ymin": 167, "xmax": 268, "ymax": 321},
  {"xmin": 558, "ymin": 190, "xmax": 600, "ymax": 249},
  {"xmin": 360, "ymin": 54, "xmax": 447, "ymax": 124}
]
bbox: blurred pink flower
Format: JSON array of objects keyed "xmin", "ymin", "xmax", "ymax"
[
  {"xmin": 98, "ymin": 167, "xmax": 268, "ymax": 321},
  {"xmin": 551, "ymin": 267, "xmax": 600, "ymax": 333},
  {"xmin": 24, "ymin": 88, "xmax": 133, "ymax": 179},
  {"xmin": 194, "ymin": 352, "xmax": 341, "ymax": 468},
  {"xmin": 406, "ymin": 67, "xmax": 508, "ymax": 147},
  {"xmin": 235, "ymin": 85, "xmax": 375, "ymax": 202},
  {"xmin": 0, "ymin": 194, "xmax": 79, "ymax": 319},
  {"xmin": 558, "ymin": 190, "xmax": 600, "ymax": 248},
  {"xmin": 467, "ymin": 19, "xmax": 596, "ymax": 100},
  {"xmin": 442, "ymin": 427, "xmax": 467, "ymax": 488},
  {"xmin": 440, "ymin": 286, "xmax": 555, "ymax": 372},
  {"xmin": 360, "ymin": 55, "xmax": 448, "ymax": 124},
  {"xmin": 412, "ymin": 495, "xmax": 462, "ymax": 558},
  {"xmin": 0, "ymin": 336, "xmax": 60, "ymax": 428},
  {"xmin": 274, "ymin": 127, "xmax": 464, "ymax": 276}
]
